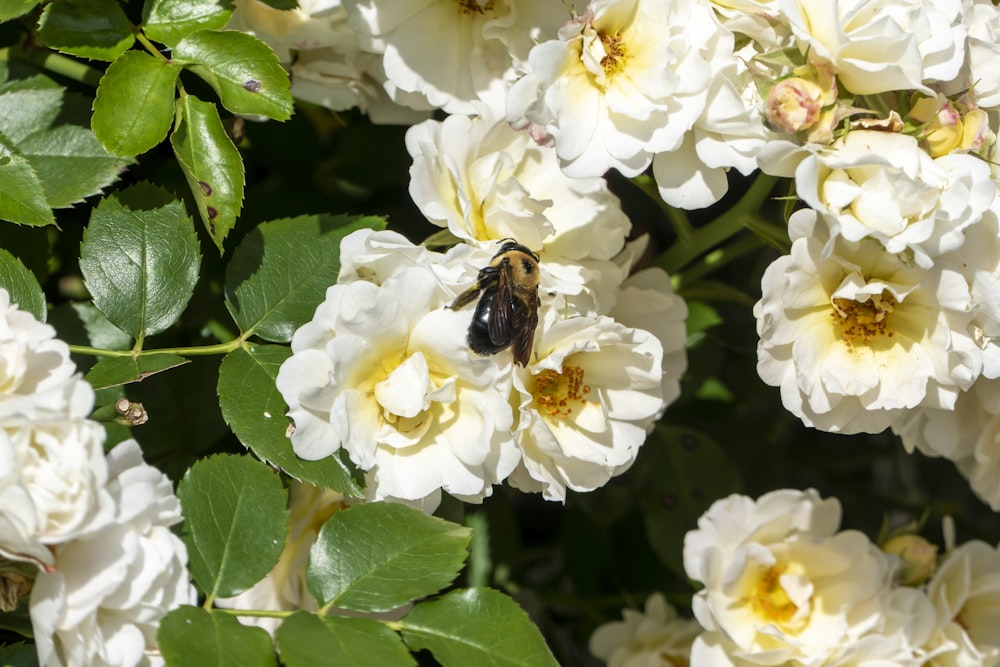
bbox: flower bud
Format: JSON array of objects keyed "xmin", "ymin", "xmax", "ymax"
[
  {"xmin": 882, "ymin": 533, "xmax": 938, "ymax": 586},
  {"xmin": 908, "ymin": 95, "xmax": 996, "ymax": 158},
  {"xmin": 765, "ymin": 63, "xmax": 837, "ymax": 135}
]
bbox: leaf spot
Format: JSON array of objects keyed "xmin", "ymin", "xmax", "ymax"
[
  {"xmin": 243, "ymin": 79, "xmax": 261, "ymax": 93},
  {"xmin": 207, "ymin": 206, "xmax": 218, "ymax": 220},
  {"xmin": 199, "ymin": 181, "xmax": 212, "ymax": 196}
]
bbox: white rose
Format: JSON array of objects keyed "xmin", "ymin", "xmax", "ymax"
[
  {"xmin": 0, "ymin": 288, "xmax": 93, "ymax": 422},
  {"xmin": 342, "ymin": 0, "xmax": 558, "ymax": 114},
  {"xmin": 29, "ymin": 440, "xmax": 196, "ymax": 667},
  {"xmin": 794, "ymin": 130, "xmax": 995, "ymax": 268},
  {"xmin": 777, "ymin": 0, "xmax": 966, "ymax": 95},
  {"xmin": 277, "ymin": 242, "xmax": 520, "ymax": 509},
  {"xmin": 507, "ymin": 315, "xmax": 664, "ymax": 502},
  {"xmin": 405, "ymin": 106, "xmax": 631, "ymax": 313},
  {"xmin": 507, "ymin": 0, "xmax": 725, "ymax": 179},
  {"xmin": 684, "ymin": 489, "xmax": 896, "ymax": 665},
  {"xmin": 755, "ymin": 209, "xmax": 982, "ymax": 434},
  {"xmin": 925, "ymin": 541, "xmax": 1000, "ymax": 666},
  {"xmin": 608, "ymin": 267, "xmax": 688, "ymax": 412},
  {"xmin": 0, "ymin": 419, "xmax": 113, "ymax": 568},
  {"xmin": 588, "ymin": 593, "xmax": 700, "ymax": 667}
]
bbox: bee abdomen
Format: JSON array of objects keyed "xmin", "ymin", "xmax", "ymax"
[{"xmin": 467, "ymin": 289, "xmax": 510, "ymax": 354}]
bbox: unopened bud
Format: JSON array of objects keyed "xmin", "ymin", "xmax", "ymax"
[{"xmin": 883, "ymin": 533, "xmax": 938, "ymax": 586}]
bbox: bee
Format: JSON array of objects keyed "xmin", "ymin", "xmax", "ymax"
[{"xmin": 449, "ymin": 240, "xmax": 541, "ymax": 367}]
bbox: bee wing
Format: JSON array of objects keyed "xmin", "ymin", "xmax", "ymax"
[
  {"xmin": 487, "ymin": 259, "xmax": 516, "ymax": 347},
  {"xmin": 510, "ymin": 290, "xmax": 538, "ymax": 367}
]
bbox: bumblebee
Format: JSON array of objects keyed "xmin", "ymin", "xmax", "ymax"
[{"xmin": 449, "ymin": 240, "xmax": 541, "ymax": 367}]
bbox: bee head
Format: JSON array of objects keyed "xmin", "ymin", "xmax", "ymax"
[{"xmin": 494, "ymin": 238, "xmax": 539, "ymax": 262}]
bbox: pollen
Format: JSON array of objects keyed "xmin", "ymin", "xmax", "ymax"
[
  {"xmin": 454, "ymin": 0, "xmax": 494, "ymax": 15},
  {"xmin": 831, "ymin": 290, "xmax": 896, "ymax": 346},
  {"xmin": 533, "ymin": 365, "xmax": 591, "ymax": 418},
  {"xmin": 599, "ymin": 31, "xmax": 627, "ymax": 76},
  {"xmin": 750, "ymin": 564, "xmax": 806, "ymax": 632}
]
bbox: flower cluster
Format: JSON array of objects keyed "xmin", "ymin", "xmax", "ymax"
[
  {"xmin": 588, "ymin": 593, "xmax": 701, "ymax": 667},
  {"xmin": 726, "ymin": 0, "xmax": 1000, "ymax": 509},
  {"xmin": 0, "ymin": 290, "xmax": 195, "ymax": 666},
  {"xmin": 683, "ymin": 488, "xmax": 1000, "ymax": 667},
  {"xmin": 277, "ymin": 225, "xmax": 685, "ymax": 510}
]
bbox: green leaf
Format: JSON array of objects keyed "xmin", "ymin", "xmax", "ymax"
[
  {"xmin": 0, "ymin": 80, "xmax": 64, "ymax": 143},
  {"xmin": 224, "ymin": 214, "xmax": 384, "ymax": 342},
  {"xmin": 176, "ymin": 454, "xmax": 289, "ymax": 598},
  {"xmin": 307, "ymin": 503, "xmax": 471, "ymax": 613},
  {"xmin": 276, "ymin": 612, "xmax": 415, "ymax": 667},
  {"xmin": 0, "ymin": 0, "xmax": 42, "ymax": 21},
  {"xmin": 18, "ymin": 125, "xmax": 134, "ymax": 208},
  {"xmin": 170, "ymin": 94, "xmax": 244, "ymax": 252},
  {"xmin": 68, "ymin": 301, "xmax": 132, "ymax": 350},
  {"xmin": 92, "ymin": 51, "xmax": 180, "ymax": 157},
  {"xmin": 0, "ymin": 642, "xmax": 38, "ymax": 667},
  {"xmin": 36, "ymin": 0, "xmax": 135, "ymax": 62},
  {"xmin": 142, "ymin": 0, "xmax": 232, "ymax": 48},
  {"xmin": 84, "ymin": 354, "xmax": 189, "ymax": 389},
  {"xmin": 640, "ymin": 425, "xmax": 741, "ymax": 577},
  {"xmin": 173, "ymin": 30, "xmax": 293, "ymax": 121},
  {"xmin": 159, "ymin": 606, "xmax": 276, "ymax": 667},
  {"xmin": 0, "ymin": 133, "xmax": 55, "ymax": 227},
  {"xmin": 400, "ymin": 589, "xmax": 559, "ymax": 667},
  {"xmin": 217, "ymin": 345, "xmax": 362, "ymax": 496},
  {"xmin": 0, "ymin": 248, "xmax": 45, "ymax": 321},
  {"xmin": 79, "ymin": 183, "xmax": 201, "ymax": 339}
]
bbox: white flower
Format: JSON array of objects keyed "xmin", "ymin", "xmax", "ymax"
[
  {"xmin": 507, "ymin": 315, "xmax": 664, "ymax": 502},
  {"xmin": 342, "ymin": 0, "xmax": 570, "ymax": 114},
  {"xmin": 754, "ymin": 209, "xmax": 981, "ymax": 434},
  {"xmin": 961, "ymin": 0, "xmax": 1000, "ymax": 109},
  {"xmin": 0, "ymin": 418, "xmax": 113, "ymax": 569},
  {"xmin": 227, "ymin": 0, "xmax": 430, "ymax": 122},
  {"xmin": 216, "ymin": 481, "xmax": 350, "ymax": 635},
  {"xmin": 0, "ymin": 289, "xmax": 115, "ymax": 569},
  {"xmin": 405, "ymin": 106, "xmax": 631, "ymax": 313},
  {"xmin": 228, "ymin": 0, "xmax": 348, "ymax": 63},
  {"xmin": 608, "ymin": 266, "xmax": 688, "ymax": 411},
  {"xmin": 588, "ymin": 593, "xmax": 700, "ymax": 667},
  {"xmin": 794, "ymin": 130, "xmax": 995, "ymax": 268},
  {"xmin": 507, "ymin": 0, "xmax": 726, "ymax": 179},
  {"xmin": 651, "ymin": 20, "xmax": 770, "ymax": 209},
  {"xmin": 0, "ymin": 288, "xmax": 93, "ymax": 422},
  {"xmin": 776, "ymin": 0, "xmax": 966, "ymax": 95},
  {"xmin": 684, "ymin": 489, "xmax": 895, "ymax": 665},
  {"xmin": 29, "ymin": 440, "xmax": 196, "ymax": 667},
  {"xmin": 925, "ymin": 540, "xmax": 1000, "ymax": 666},
  {"xmin": 277, "ymin": 235, "xmax": 520, "ymax": 509}
]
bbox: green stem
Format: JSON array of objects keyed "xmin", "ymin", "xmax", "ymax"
[
  {"xmin": 0, "ymin": 43, "xmax": 103, "ymax": 88},
  {"xmin": 215, "ymin": 608, "xmax": 296, "ymax": 619},
  {"xmin": 69, "ymin": 339, "xmax": 242, "ymax": 358},
  {"xmin": 675, "ymin": 235, "xmax": 764, "ymax": 285},
  {"xmin": 656, "ymin": 173, "xmax": 779, "ymax": 274},
  {"xmin": 135, "ymin": 31, "xmax": 170, "ymax": 61}
]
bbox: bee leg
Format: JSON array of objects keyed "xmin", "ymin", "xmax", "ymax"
[{"xmin": 449, "ymin": 266, "xmax": 499, "ymax": 310}]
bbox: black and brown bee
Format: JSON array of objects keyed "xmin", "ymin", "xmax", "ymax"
[{"xmin": 449, "ymin": 240, "xmax": 541, "ymax": 367}]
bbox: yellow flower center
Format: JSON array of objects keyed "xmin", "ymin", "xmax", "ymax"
[
  {"xmin": 453, "ymin": 0, "xmax": 494, "ymax": 15},
  {"xmin": 533, "ymin": 365, "xmax": 591, "ymax": 418},
  {"xmin": 751, "ymin": 564, "xmax": 807, "ymax": 632},
  {"xmin": 831, "ymin": 291, "xmax": 896, "ymax": 346},
  {"xmin": 599, "ymin": 31, "xmax": 627, "ymax": 76}
]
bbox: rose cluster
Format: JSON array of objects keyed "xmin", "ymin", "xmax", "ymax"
[
  {"xmin": 277, "ymin": 227, "xmax": 686, "ymax": 511},
  {"xmin": 681, "ymin": 489, "xmax": 999, "ymax": 667},
  {"xmin": 0, "ymin": 289, "xmax": 195, "ymax": 667}
]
